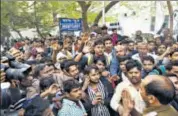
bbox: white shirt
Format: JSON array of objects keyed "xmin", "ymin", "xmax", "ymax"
[{"xmin": 110, "ymin": 81, "xmax": 146, "ymax": 114}]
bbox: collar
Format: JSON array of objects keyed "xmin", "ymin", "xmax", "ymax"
[{"xmin": 63, "ymin": 99, "xmax": 79, "ymax": 106}]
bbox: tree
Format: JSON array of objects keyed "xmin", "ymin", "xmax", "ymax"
[
  {"xmin": 77, "ymin": 1, "xmax": 119, "ymax": 32},
  {"xmin": 1, "ymin": 1, "xmax": 29, "ymax": 39},
  {"xmin": 167, "ymin": 1, "xmax": 173, "ymax": 35},
  {"xmin": 77, "ymin": 1, "xmax": 92, "ymax": 32}
]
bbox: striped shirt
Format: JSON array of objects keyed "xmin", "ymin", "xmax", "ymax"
[
  {"xmin": 58, "ymin": 99, "xmax": 87, "ymax": 116},
  {"xmin": 87, "ymin": 81, "xmax": 110, "ymax": 116}
]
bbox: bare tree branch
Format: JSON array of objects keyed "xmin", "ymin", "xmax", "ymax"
[
  {"xmin": 167, "ymin": 1, "xmax": 173, "ymax": 35},
  {"xmin": 94, "ymin": 1, "xmax": 119, "ymax": 24},
  {"xmin": 86, "ymin": 1, "xmax": 92, "ymax": 9}
]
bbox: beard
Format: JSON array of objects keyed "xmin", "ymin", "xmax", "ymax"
[
  {"xmin": 90, "ymin": 79, "xmax": 99, "ymax": 84},
  {"xmin": 130, "ymin": 77, "xmax": 141, "ymax": 85}
]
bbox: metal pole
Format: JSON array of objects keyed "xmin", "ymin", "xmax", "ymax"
[{"xmin": 102, "ymin": 1, "xmax": 105, "ymax": 25}]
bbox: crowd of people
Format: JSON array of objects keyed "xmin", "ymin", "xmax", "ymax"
[{"xmin": 1, "ymin": 24, "xmax": 178, "ymax": 116}]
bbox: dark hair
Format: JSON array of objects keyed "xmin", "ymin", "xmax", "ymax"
[
  {"xmin": 128, "ymin": 40, "xmax": 135, "ymax": 44},
  {"xmin": 33, "ymin": 64, "xmax": 46, "ymax": 78},
  {"xmin": 63, "ymin": 60, "xmax": 78, "ymax": 72},
  {"xmin": 145, "ymin": 77, "xmax": 175, "ymax": 105},
  {"xmin": 120, "ymin": 39, "xmax": 130, "ymax": 45},
  {"xmin": 84, "ymin": 65, "xmax": 99, "ymax": 75},
  {"xmin": 142, "ymin": 56, "xmax": 155, "ymax": 64},
  {"xmin": 64, "ymin": 35, "xmax": 73, "ymax": 40},
  {"xmin": 169, "ymin": 48, "xmax": 178, "ymax": 56},
  {"xmin": 93, "ymin": 39, "xmax": 104, "ymax": 47},
  {"xmin": 121, "ymin": 36, "xmax": 129, "ymax": 40},
  {"xmin": 40, "ymin": 77, "xmax": 55, "ymax": 91},
  {"xmin": 118, "ymin": 56, "xmax": 131, "ymax": 63},
  {"xmin": 101, "ymin": 25, "xmax": 108, "ymax": 30},
  {"xmin": 126, "ymin": 60, "xmax": 142, "ymax": 71},
  {"xmin": 165, "ymin": 73, "xmax": 178, "ymax": 78},
  {"xmin": 24, "ymin": 95, "xmax": 50, "ymax": 116},
  {"xmin": 93, "ymin": 55, "xmax": 107, "ymax": 66},
  {"xmin": 58, "ymin": 41, "xmax": 63, "ymax": 46},
  {"xmin": 103, "ymin": 35, "xmax": 112, "ymax": 44},
  {"xmin": 166, "ymin": 60, "xmax": 178, "ymax": 71},
  {"xmin": 63, "ymin": 79, "xmax": 81, "ymax": 93},
  {"xmin": 39, "ymin": 57, "xmax": 53, "ymax": 64},
  {"xmin": 111, "ymin": 28, "xmax": 117, "ymax": 32}
]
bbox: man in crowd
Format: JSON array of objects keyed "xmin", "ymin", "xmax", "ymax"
[
  {"xmin": 58, "ymin": 79, "xmax": 87, "ymax": 116},
  {"xmin": 1, "ymin": 25, "xmax": 178, "ymax": 116},
  {"xmin": 122, "ymin": 75, "xmax": 178, "ymax": 116},
  {"xmin": 110, "ymin": 60, "xmax": 146, "ymax": 115}
]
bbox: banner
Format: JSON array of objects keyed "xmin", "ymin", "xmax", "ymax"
[{"xmin": 59, "ymin": 18, "xmax": 82, "ymax": 32}]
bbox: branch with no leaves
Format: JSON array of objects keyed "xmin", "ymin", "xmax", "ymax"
[{"xmin": 94, "ymin": 1, "xmax": 119, "ymax": 24}]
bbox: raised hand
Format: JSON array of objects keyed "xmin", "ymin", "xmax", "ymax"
[
  {"xmin": 82, "ymin": 44, "xmax": 91, "ymax": 54},
  {"xmin": 121, "ymin": 89, "xmax": 134, "ymax": 115},
  {"xmin": 82, "ymin": 77, "xmax": 90, "ymax": 91},
  {"xmin": 47, "ymin": 84, "xmax": 60, "ymax": 95}
]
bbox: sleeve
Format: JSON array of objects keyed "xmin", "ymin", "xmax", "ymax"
[{"xmin": 110, "ymin": 83, "xmax": 124, "ymax": 111}]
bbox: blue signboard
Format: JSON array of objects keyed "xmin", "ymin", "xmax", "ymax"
[{"xmin": 59, "ymin": 18, "xmax": 82, "ymax": 32}]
